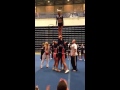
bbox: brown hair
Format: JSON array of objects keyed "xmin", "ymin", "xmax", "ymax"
[{"xmin": 57, "ymin": 80, "xmax": 67, "ymax": 90}]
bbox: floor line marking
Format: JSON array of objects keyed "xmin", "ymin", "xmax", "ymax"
[{"xmin": 68, "ymin": 59, "xmax": 71, "ymax": 90}]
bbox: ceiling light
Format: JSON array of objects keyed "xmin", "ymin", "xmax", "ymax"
[{"xmin": 48, "ymin": 1, "xmax": 50, "ymax": 3}]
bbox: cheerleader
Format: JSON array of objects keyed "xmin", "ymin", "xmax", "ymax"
[
  {"xmin": 40, "ymin": 42, "xmax": 50, "ymax": 68},
  {"xmin": 57, "ymin": 35, "xmax": 69, "ymax": 73},
  {"xmin": 56, "ymin": 11, "xmax": 64, "ymax": 36},
  {"xmin": 64, "ymin": 42, "xmax": 67, "ymax": 59},
  {"xmin": 52, "ymin": 41, "xmax": 59, "ymax": 71}
]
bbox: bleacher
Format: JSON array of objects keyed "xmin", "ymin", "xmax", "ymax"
[
  {"xmin": 35, "ymin": 12, "xmax": 85, "ymax": 19},
  {"xmin": 35, "ymin": 25, "xmax": 85, "ymax": 52}
]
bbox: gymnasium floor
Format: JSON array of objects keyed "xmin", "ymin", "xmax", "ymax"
[{"xmin": 35, "ymin": 53, "xmax": 85, "ymax": 90}]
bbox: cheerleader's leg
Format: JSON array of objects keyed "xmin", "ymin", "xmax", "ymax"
[
  {"xmin": 46, "ymin": 54, "xmax": 49, "ymax": 68},
  {"xmin": 40, "ymin": 53, "xmax": 46, "ymax": 68}
]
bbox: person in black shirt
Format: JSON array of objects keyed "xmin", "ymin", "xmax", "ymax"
[
  {"xmin": 56, "ymin": 11, "xmax": 64, "ymax": 36},
  {"xmin": 58, "ymin": 36, "xmax": 64, "ymax": 46},
  {"xmin": 51, "ymin": 41, "xmax": 55, "ymax": 59},
  {"xmin": 40, "ymin": 43, "xmax": 45, "ymax": 60},
  {"xmin": 67, "ymin": 42, "xmax": 71, "ymax": 60},
  {"xmin": 57, "ymin": 35, "xmax": 64, "ymax": 69},
  {"xmin": 64, "ymin": 41, "xmax": 67, "ymax": 59},
  {"xmin": 80, "ymin": 44, "xmax": 85, "ymax": 61},
  {"xmin": 77, "ymin": 44, "xmax": 80, "ymax": 60}
]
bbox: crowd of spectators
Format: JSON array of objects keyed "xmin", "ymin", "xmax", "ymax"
[{"xmin": 35, "ymin": 78, "xmax": 69, "ymax": 90}]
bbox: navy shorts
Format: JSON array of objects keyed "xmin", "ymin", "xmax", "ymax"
[{"xmin": 58, "ymin": 23, "xmax": 63, "ymax": 27}]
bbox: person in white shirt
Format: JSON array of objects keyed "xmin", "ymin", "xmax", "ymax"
[{"xmin": 70, "ymin": 39, "xmax": 78, "ymax": 71}]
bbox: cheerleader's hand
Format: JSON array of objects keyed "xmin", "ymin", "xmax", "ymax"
[
  {"xmin": 46, "ymin": 85, "xmax": 50, "ymax": 90},
  {"xmin": 35, "ymin": 85, "xmax": 39, "ymax": 90}
]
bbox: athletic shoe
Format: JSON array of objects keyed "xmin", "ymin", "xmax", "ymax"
[
  {"xmin": 55, "ymin": 69, "xmax": 61, "ymax": 72},
  {"xmin": 65, "ymin": 69, "xmax": 69, "ymax": 73},
  {"xmin": 46, "ymin": 64, "xmax": 49, "ymax": 68},
  {"xmin": 72, "ymin": 69, "xmax": 78, "ymax": 72},
  {"xmin": 52, "ymin": 67, "xmax": 55, "ymax": 70},
  {"xmin": 40, "ymin": 65, "xmax": 42, "ymax": 69}
]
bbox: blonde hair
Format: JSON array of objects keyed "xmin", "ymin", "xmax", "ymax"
[
  {"xmin": 45, "ymin": 42, "xmax": 48, "ymax": 45},
  {"xmin": 44, "ymin": 42, "xmax": 49, "ymax": 50}
]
